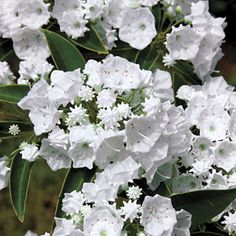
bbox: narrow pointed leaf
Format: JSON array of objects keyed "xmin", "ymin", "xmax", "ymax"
[
  {"xmin": 44, "ymin": 30, "xmax": 86, "ymax": 71},
  {"xmin": 9, "ymin": 154, "xmax": 33, "ymax": 222},
  {"xmin": 72, "ymin": 22, "xmax": 108, "ymax": 54},
  {"xmin": 171, "ymin": 189, "xmax": 236, "ymax": 229},
  {"xmin": 136, "ymin": 46, "xmax": 159, "ymax": 70},
  {"xmin": 0, "ymin": 85, "xmax": 29, "ymax": 104}
]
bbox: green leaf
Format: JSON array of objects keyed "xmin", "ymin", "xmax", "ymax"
[
  {"xmin": 0, "ymin": 85, "xmax": 29, "ymax": 104},
  {"xmin": 171, "ymin": 189, "xmax": 236, "ymax": 229},
  {"xmin": 43, "ymin": 30, "xmax": 86, "ymax": 71},
  {"xmin": 72, "ymin": 22, "xmax": 108, "ymax": 54},
  {"xmin": 192, "ymin": 232, "xmax": 225, "ymax": 236},
  {"xmin": 136, "ymin": 46, "xmax": 159, "ymax": 70},
  {"xmin": 0, "ymin": 132, "xmax": 34, "ymax": 156},
  {"xmin": 9, "ymin": 154, "xmax": 33, "ymax": 222},
  {"xmin": 173, "ymin": 60, "xmax": 202, "ymax": 85},
  {"xmin": 151, "ymin": 4, "xmax": 163, "ymax": 33},
  {"xmin": 51, "ymin": 167, "xmax": 96, "ymax": 231},
  {"xmin": 0, "ymin": 101, "xmax": 30, "ymax": 122}
]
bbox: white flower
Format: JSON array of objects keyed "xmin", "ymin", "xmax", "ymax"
[
  {"xmin": 58, "ymin": 10, "xmax": 89, "ymax": 39},
  {"xmin": 24, "ymin": 230, "xmax": 38, "ymax": 236},
  {"xmin": 83, "ymin": 205, "xmax": 124, "ymax": 236},
  {"xmin": 20, "ymin": 143, "xmax": 39, "ymax": 162},
  {"xmin": 48, "ymin": 69, "xmax": 83, "ymax": 107},
  {"xmin": 190, "ymin": 159, "xmax": 213, "ymax": 177},
  {"xmin": 62, "ymin": 191, "xmax": 85, "ymax": 215},
  {"xmin": 214, "ymin": 141, "xmax": 236, "ymax": 172},
  {"xmin": 69, "ymin": 125, "xmax": 96, "ymax": 169},
  {"xmin": 78, "ymin": 85, "xmax": 95, "ymax": 102},
  {"xmin": 115, "ymin": 103, "xmax": 132, "ymax": 119},
  {"xmin": 119, "ymin": 8, "xmax": 157, "ymax": 50},
  {"xmin": 66, "ymin": 105, "xmax": 89, "ymax": 127},
  {"xmin": 53, "ymin": 218, "xmax": 83, "ymax": 236},
  {"xmin": 222, "ymin": 212, "xmax": 236, "ymax": 235},
  {"xmin": 125, "ymin": 116, "xmax": 162, "ymax": 153},
  {"xmin": 126, "ymin": 186, "xmax": 142, "ymax": 200},
  {"xmin": 100, "ymin": 156, "xmax": 140, "ymax": 186},
  {"xmin": 80, "ymin": 205, "xmax": 92, "ymax": 217},
  {"xmin": 83, "ymin": 60, "xmax": 102, "ymax": 89},
  {"xmin": 137, "ymin": 0, "xmax": 159, "ymax": 7},
  {"xmin": 120, "ymin": 200, "xmax": 141, "ymax": 222},
  {"xmin": 28, "ymin": 100, "xmax": 60, "ymax": 136},
  {"xmin": 39, "ymin": 139, "xmax": 71, "ymax": 171},
  {"xmin": 12, "ymin": 29, "xmax": 50, "ymax": 60},
  {"xmin": 198, "ymin": 102, "xmax": 230, "ymax": 141},
  {"xmin": 172, "ymin": 210, "xmax": 192, "ymax": 236},
  {"xmin": 82, "ymin": 179, "xmax": 118, "ymax": 203},
  {"xmin": 14, "ymin": 0, "xmax": 50, "ymax": 30},
  {"xmin": 8, "ymin": 124, "xmax": 20, "ymax": 136},
  {"xmin": 141, "ymin": 195, "xmax": 177, "ymax": 236},
  {"xmin": 18, "ymin": 58, "xmax": 53, "ymax": 85},
  {"xmin": 0, "ymin": 61, "xmax": 15, "ymax": 84},
  {"xmin": 0, "ymin": 157, "xmax": 10, "ymax": 190},
  {"xmin": 82, "ymin": 0, "xmax": 104, "ymax": 20},
  {"xmin": 171, "ymin": 174, "xmax": 202, "ymax": 193},
  {"xmin": 52, "ymin": 0, "xmax": 81, "ymax": 19},
  {"xmin": 48, "ymin": 126, "xmax": 69, "ymax": 151},
  {"xmin": 98, "ymin": 107, "xmax": 120, "ymax": 129},
  {"xmin": 103, "ymin": 0, "xmax": 129, "ymax": 28},
  {"xmin": 165, "ymin": 25, "xmax": 201, "ymax": 61},
  {"xmin": 142, "ymin": 96, "xmax": 161, "ymax": 116},
  {"xmin": 205, "ymin": 170, "xmax": 228, "ymax": 189},
  {"xmin": 136, "ymin": 137, "xmax": 170, "ymax": 183},
  {"xmin": 96, "ymin": 89, "xmax": 117, "ymax": 108},
  {"xmin": 152, "ymin": 69, "xmax": 174, "ymax": 102},
  {"xmin": 101, "ymin": 55, "xmax": 152, "ymax": 93},
  {"xmin": 94, "ymin": 130, "xmax": 126, "ymax": 169}
]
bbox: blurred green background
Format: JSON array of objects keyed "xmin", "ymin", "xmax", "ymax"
[{"xmin": 0, "ymin": 1, "xmax": 236, "ymax": 235}]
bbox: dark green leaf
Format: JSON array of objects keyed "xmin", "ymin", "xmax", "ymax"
[
  {"xmin": 152, "ymin": 4, "xmax": 163, "ymax": 33},
  {"xmin": 44, "ymin": 30, "xmax": 86, "ymax": 71},
  {"xmin": 0, "ymin": 132, "xmax": 34, "ymax": 156},
  {"xmin": 72, "ymin": 22, "xmax": 108, "ymax": 54},
  {"xmin": 191, "ymin": 232, "xmax": 225, "ymax": 236},
  {"xmin": 9, "ymin": 154, "xmax": 33, "ymax": 222},
  {"xmin": 51, "ymin": 167, "xmax": 96, "ymax": 231},
  {"xmin": 173, "ymin": 60, "xmax": 202, "ymax": 85},
  {"xmin": 136, "ymin": 46, "xmax": 159, "ymax": 70},
  {"xmin": 171, "ymin": 189, "xmax": 236, "ymax": 229},
  {"xmin": 0, "ymin": 85, "xmax": 29, "ymax": 104}
]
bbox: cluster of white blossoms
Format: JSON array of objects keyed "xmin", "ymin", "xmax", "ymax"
[
  {"xmin": 164, "ymin": 1, "xmax": 226, "ymax": 80},
  {"xmin": 52, "ymin": 0, "xmax": 158, "ymax": 50},
  {"xmin": 17, "ymin": 54, "xmax": 192, "ymax": 184},
  {"xmin": 0, "ymin": 0, "xmax": 53, "ymax": 85},
  {"xmin": 48, "ymin": 189, "xmax": 191, "ymax": 236}
]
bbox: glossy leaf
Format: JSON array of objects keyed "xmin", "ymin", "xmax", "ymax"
[
  {"xmin": 44, "ymin": 30, "xmax": 86, "ymax": 71},
  {"xmin": 173, "ymin": 60, "xmax": 202, "ymax": 85},
  {"xmin": 0, "ymin": 132, "xmax": 34, "ymax": 156},
  {"xmin": 0, "ymin": 85, "xmax": 29, "ymax": 104},
  {"xmin": 171, "ymin": 189, "xmax": 236, "ymax": 229},
  {"xmin": 192, "ymin": 232, "xmax": 225, "ymax": 236},
  {"xmin": 136, "ymin": 46, "xmax": 159, "ymax": 70},
  {"xmin": 152, "ymin": 4, "xmax": 164, "ymax": 33},
  {"xmin": 9, "ymin": 154, "xmax": 33, "ymax": 222},
  {"xmin": 73, "ymin": 22, "xmax": 108, "ymax": 54}
]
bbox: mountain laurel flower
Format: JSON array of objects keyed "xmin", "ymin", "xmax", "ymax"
[
  {"xmin": 119, "ymin": 8, "xmax": 157, "ymax": 50},
  {"xmin": 8, "ymin": 124, "xmax": 20, "ymax": 136}
]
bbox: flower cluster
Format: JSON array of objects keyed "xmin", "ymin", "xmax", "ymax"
[{"xmin": 165, "ymin": 1, "xmax": 226, "ymax": 80}]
